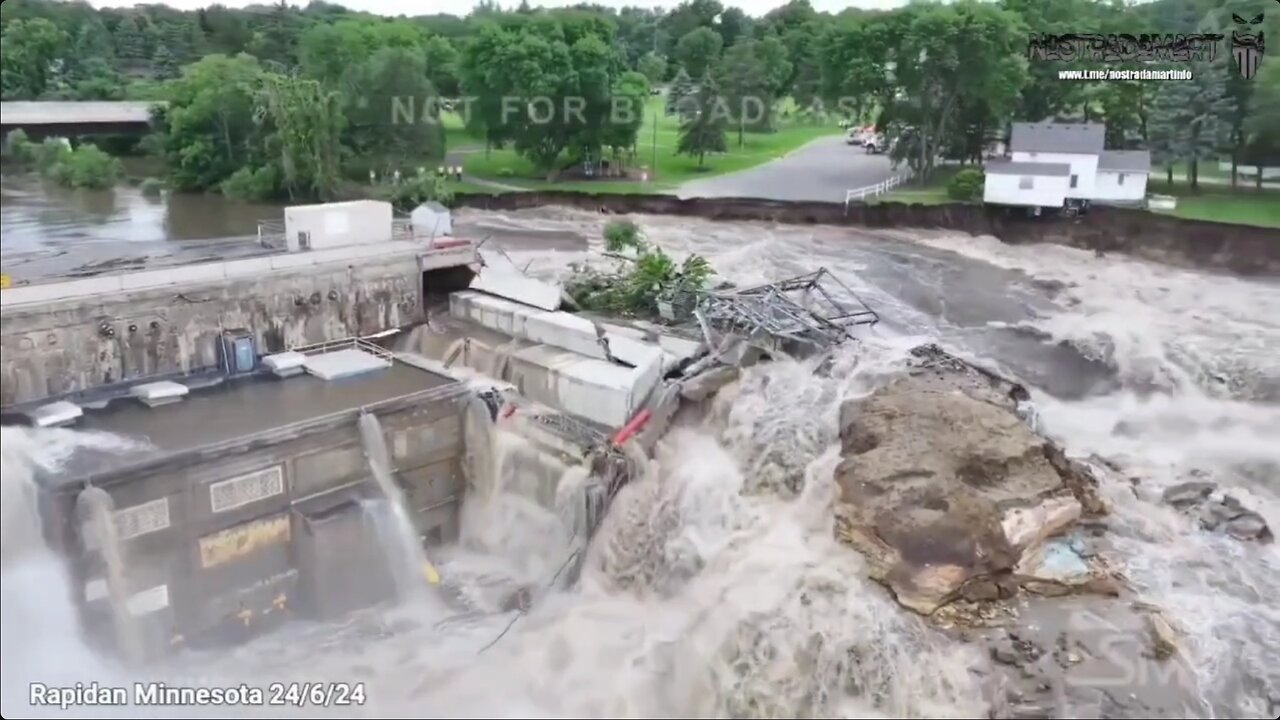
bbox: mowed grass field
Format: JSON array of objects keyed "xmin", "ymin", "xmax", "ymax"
[
  {"xmin": 1147, "ymin": 181, "xmax": 1280, "ymax": 228},
  {"xmin": 878, "ymin": 171, "xmax": 1279, "ymax": 227},
  {"xmin": 442, "ymin": 96, "xmax": 843, "ymax": 193}
]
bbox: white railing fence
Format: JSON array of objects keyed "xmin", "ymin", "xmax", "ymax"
[
  {"xmin": 257, "ymin": 220, "xmax": 286, "ymax": 249},
  {"xmin": 289, "ymin": 336, "xmax": 395, "ymax": 363},
  {"xmin": 844, "ymin": 173, "xmax": 911, "ymax": 212}
]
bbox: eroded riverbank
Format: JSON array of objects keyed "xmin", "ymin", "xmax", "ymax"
[{"xmin": 2, "ymin": 205, "xmax": 1278, "ymax": 718}]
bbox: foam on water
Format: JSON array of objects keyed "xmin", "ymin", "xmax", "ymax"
[
  {"xmin": 3, "ymin": 208, "xmax": 1278, "ymax": 717},
  {"xmin": 458, "ymin": 207, "xmax": 1280, "ymax": 716}
]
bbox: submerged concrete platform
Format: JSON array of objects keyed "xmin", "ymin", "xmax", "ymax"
[{"xmin": 71, "ymin": 362, "xmax": 451, "ymax": 464}]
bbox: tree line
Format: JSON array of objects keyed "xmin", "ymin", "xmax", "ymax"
[{"xmin": 2, "ymin": 0, "xmax": 1277, "ymax": 198}]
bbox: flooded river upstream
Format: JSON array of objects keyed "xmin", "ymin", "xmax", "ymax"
[{"xmin": 2, "ymin": 180, "xmax": 1278, "ymax": 718}]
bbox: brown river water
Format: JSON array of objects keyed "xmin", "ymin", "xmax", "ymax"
[{"xmin": 2, "ymin": 174, "xmax": 1278, "ymax": 719}]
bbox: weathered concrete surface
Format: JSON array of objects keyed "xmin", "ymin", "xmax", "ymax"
[
  {"xmin": 40, "ymin": 372, "xmax": 468, "ymax": 657},
  {"xmin": 833, "ymin": 345, "xmax": 1108, "ymax": 614},
  {"xmin": 1, "ymin": 254, "xmax": 424, "ymax": 407},
  {"xmin": 454, "ymin": 191, "xmax": 1280, "ymax": 276}
]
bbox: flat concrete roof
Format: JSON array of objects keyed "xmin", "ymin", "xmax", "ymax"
[
  {"xmin": 60, "ymin": 361, "xmax": 456, "ymax": 481},
  {"xmin": 0, "ymin": 101, "xmax": 165, "ymax": 125}
]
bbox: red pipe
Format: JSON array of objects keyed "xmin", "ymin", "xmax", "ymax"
[
  {"xmin": 611, "ymin": 408, "xmax": 652, "ymax": 447},
  {"xmin": 431, "ymin": 239, "xmax": 472, "ymax": 250}
]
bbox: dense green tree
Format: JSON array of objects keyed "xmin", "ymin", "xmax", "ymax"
[
  {"xmin": 113, "ymin": 14, "xmax": 145, "ymax": 60},
  {"xmin": 675, "ymin": 26, "xmax": 722, "ymax": 80},
  {"xmin": 638, "ymin": 52, "xmax": 667, "ymax": 86},
  {"xmin": 1148, "ymin": 57, "xmax": 1238, "ymax": 190},
  {"xmin": 666, "ymin": 66, "xmax": 695, "ymax": 117},
  {"xmin": 299, "ymin": 19, "xmax": 425, "ymax": 86},
  {"xmin": 676, "ymin": 71, "xmax": 728, "ymax": 168},
  {"xmin": 423, "ymin": 35, "xmax": 460, "ymax": 97},
  {"xmin": 160, "ymin": 53, "xmax": 265, "ymax": 192},
  {"xmin": 342, "ymin": 46, "xmax": 444, "ymax": 165},
  {"xmin": 658, "ymin": 0, "xmax": 723, "ymax": 58},
  {"xmin": 884, "ymin": 1, "xmax": 1027, "ymax": 182},
  {"xmin": 153, "ymin": 44, "xmax": 180, "ymax": 81},
  {"xmin": 717, "ymin": 8, "xmax": 751, "ymax": 48},
  {"xmin": 719, "ymin": 40, "xmax": 767, "ymax": 146},
  {"xmin": 1, "ymin": 18, "xmax": 68, "ymax": 99},
  {"xmin": 257, "ymin": 73, "xmax": 345, "ymax": 199}
]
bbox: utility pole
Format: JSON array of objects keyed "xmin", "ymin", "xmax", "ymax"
[{"xmin": 651, "ymin": 107, "xmax": 658, "ymax": 180}]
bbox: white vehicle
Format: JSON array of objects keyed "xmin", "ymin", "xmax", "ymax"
[
  {"xmin": 846, "ymin": 127, "xmax": 863, "ymax": 145},
  {"xmin": 863, "ymin": 133, "xmax": 886, "ymax": 154}
]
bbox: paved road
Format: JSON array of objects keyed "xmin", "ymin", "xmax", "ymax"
[{"xmin": 676, "ymin": 135, "xmax": 898, "ymax": 203}]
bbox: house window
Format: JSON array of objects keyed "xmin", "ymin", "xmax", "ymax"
[
  {"xmin": 1118, "ymin": 173, "xmax": 1126, "ymax": 186},
  {"xmin": 1018, "ymin": 176, "xmax": 1034, "ymax": 189},
  {"xmin": 297, "ymin": 231, "xmax": 311, "ymax": 250},
  {"xmin": 1070, "ymin": 174, "xmax": 1079, "ymax": 189}
]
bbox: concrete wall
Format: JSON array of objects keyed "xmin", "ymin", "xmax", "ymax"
[
  {"xmin": 46, "ymin": 388, "xmax": 467, "ymax": 657},
  {"xmin": 453, "ymin": 192, "xmax": 1280, "ymax": 277},
  {"xmin": 1, "ymin": 254, "xmax": 425, "ymax": 407}
]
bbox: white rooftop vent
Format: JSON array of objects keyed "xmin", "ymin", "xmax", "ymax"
[
  {"xmin": 303, "ymin": 348, "xmax": 391, "ymax": 381},
  {"xmin": 130, "ymin": 381, "xmax": 190, "ymax": 408},
  {"xmin": 262, "ymin": 351, "xmax": 307, "ymax": 378},
  {"xmin": 29, "ymin": 401, "xmax": 84, "ymax": 428}
]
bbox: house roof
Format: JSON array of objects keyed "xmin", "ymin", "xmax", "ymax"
[
  {"xmin": 984, "ymin": 160, "xmax": 1072, "ymax": 177},
  {"xmin": 1010, "ymin": 122, "xmax": 1106, "ymax": 154},
  {"xmin": 1098, "ymin": 150, "xmax": 1151, "ymax": 173}
]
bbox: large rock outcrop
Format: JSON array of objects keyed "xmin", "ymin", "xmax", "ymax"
[{"xmin": 833, "ymin": 345, "xmax": 1107, "ymax": 614}]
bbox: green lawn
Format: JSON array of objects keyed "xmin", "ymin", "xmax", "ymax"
[
  {"xmin": 444, "ymin": 95, "xmax": 841, "ymax": 193},
  {"xmin": 877, "ymin": 166, "xmax": 965, "ymax": 205},
  {"xmin": 1147, "ymin": 181, "xmax": 1280, "ymax": 228}
]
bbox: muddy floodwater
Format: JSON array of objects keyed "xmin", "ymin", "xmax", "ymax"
[{"xmin": 2, "ymin": 180, "xmax": 1279, "ymax": 719}]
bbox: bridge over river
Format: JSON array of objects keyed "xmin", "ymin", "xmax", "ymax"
[{"xmin": 0, "ymin": 100, "xmax": 163, "ymax": 138}]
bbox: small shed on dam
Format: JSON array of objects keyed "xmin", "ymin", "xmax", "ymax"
[{"xmin": 411, "ymin": 201, "xmax": 453, "ymax": 239}]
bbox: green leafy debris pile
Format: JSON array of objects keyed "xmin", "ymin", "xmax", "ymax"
[{"xmin": 566, "ymin": 219, "xmax": 713, "ymax": 320}]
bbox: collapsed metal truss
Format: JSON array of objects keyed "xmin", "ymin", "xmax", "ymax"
[{"xmin": 694, "ymin": 268, "xmax": 879, "ymax": 352}]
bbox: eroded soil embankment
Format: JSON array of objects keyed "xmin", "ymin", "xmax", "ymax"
[{"xmin": 453, "ymin": 192, "xmax": 1280, "ymax": 276}]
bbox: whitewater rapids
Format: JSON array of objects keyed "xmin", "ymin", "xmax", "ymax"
[{"xmin": 2, "ymin": 208, "xmax": 1278, "ymax": 718}]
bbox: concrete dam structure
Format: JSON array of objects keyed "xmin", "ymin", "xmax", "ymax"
[
  {"xmin": 0, "ymin": 200, "xmax": 671, "ymax": 662},
  {"xmin": 0, "ymin": 199, "xmax": 477, "ymax": 408}
]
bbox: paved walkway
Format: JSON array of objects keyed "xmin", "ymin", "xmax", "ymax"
[
  {"xmin": 445, "ymin": 146, "xmax": 529, "ymax": 193},
  {"xmin": 676, "ymin": 135, "xmax": 897, "ymax": 203}
]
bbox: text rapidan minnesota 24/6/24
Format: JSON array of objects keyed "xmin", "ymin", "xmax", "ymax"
[{"xmin": 28, "ymin": 682, "xmax": 368, "ymax": 709}]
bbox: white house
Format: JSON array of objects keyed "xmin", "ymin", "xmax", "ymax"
[
  {"xmin": 1095, "ymin": 150, "xmax": 1151, "ymax": 204},
  {"xmin": 983, "ymin": 160, "xmax": 1072, "ymax": 208},
  {"xmin": 983, "ymin": 122, "xmax": 1151, "ymax": 210}
]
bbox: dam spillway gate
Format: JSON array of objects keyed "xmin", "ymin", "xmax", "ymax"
[{"xmin": 29, "ymin": 357, "xmax": 638, "ymax": 663}]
